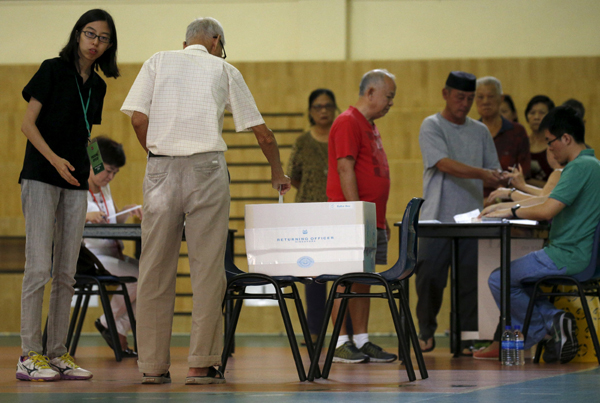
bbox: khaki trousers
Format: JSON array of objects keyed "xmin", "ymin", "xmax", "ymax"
[{"xmin": 137, "ymin": 152, "xmax": 229, "ymax": 373}]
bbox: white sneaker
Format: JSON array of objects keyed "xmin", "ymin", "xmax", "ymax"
[
  {"xmin": 49, "ymin": 353, "xmax": 93, "ymax": 380},
  {"xmin": 16, "ymin": 352, "xmax": 60, "ymax": 381}
]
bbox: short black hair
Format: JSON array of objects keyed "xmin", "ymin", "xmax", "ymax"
[
  {"xmin": 59, "ymin": 9, "xmax": 120, "ymax": 78},
  {"xmin": 502, "ymin": 94, "xmax": 518, "ymax": 122},
  {"xmin": 561, "ymin": 98, "xmax": 585, "ymax": 119},
  {"xmin": 95, "ymin": 136, "xmax": 126, "ymax": 167},
  {"xmin": 308, "ymin": 89, "xmax": 337, "ymax": 125},
  {"xmin": 539, "ymin": 105, "xmax": 585, "ymax": 144},
  {"xmin": 525, "ymin": 95, "xmax": 555, "ymax": 122}
]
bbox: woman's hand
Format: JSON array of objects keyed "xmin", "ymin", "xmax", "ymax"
[
  {"xmin": 117, "ymin": 204, "xmax": 143, "ymax": 223},
  {"xmin": 86, "ymin": 211, "xmax": 107, "ymax": 223},
  {"xmin": 487, "ymin": 187, "xmax": 511, "ymax": 204},
  {"xmin": 50, "ymin": 155, "xmax": 80, "ymax": 186},
  {"xmin": 505, "ymin": 164, "xmax": 526, "ymax": 191}
]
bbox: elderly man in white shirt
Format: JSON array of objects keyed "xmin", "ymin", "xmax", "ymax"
[{"xmin": 121, "ymin": 17, "xmax": 290, "ymax": 385}]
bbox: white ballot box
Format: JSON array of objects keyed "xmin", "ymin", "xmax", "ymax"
[{"xmin": 245, "ymin": 202, "xmax": 377, "ymax": 277}]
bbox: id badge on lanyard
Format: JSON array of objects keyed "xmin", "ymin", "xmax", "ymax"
[{"xmin": 76, "ymin": 76, "xmax": 104, "ymax": 174}]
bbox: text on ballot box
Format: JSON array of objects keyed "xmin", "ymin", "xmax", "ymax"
[{"xmin": 245, "ymin": 202, "xmax": 377, "ymax": 277}]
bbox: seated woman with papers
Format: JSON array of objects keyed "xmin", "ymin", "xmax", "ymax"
[
  {"xmin": 85, "ymin": 136, "xmax": 142, "ymax": 358},
  {"xmin": 484, "ymin": 149, "xmax": 563, "ymax": 214}
]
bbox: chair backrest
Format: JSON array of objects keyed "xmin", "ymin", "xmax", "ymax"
[
  {"xmin": 224, "ymin": 231, "xmax": 244, "ymax": 278},
  {"xmin": 76, "ymin": 244, "xmax": 112, "ymax": 277},
  {"xmin": 572, "ymin": 220, "xmax": 600, "ymax": 282},
  {"xmin": 383, "ymin": 197, "xmax": 424, "ymax": 281}
]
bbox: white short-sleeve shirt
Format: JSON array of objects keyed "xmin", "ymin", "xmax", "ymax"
[{"xmin": 121, "ymin": 45, "xmax": 264, "ymax": 156}]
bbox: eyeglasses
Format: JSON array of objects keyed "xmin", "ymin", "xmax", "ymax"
[
  {"xmin": 547, "ymin": 135, "xmax": 563, "ymax": 147},
  {"xmin": 81, "ymin": 30, "xmax": 111, "ymax": 44},
  {"xmin": 213, "ymin": 36, "xmax": 226, "ymax": 59},
  {"xmin": 311, "ymin": 104, "xmax": 336, "ymax": 112}
]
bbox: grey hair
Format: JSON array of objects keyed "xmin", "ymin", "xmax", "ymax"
[
  {"xmin": 359, "ymin": 69, "xmax": 396, "ymax": 96},
  {"xmin": 186, "ymin": 17, "xmax": 226, "ymax": 46},
  {"xmin": 476, "ymin": 76, "xmax": 503, "ymax": 95}
]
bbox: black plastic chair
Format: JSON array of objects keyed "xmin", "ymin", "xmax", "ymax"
[
  {"xmin": 53, "ymin": 245, "xmax": 137, "ymax": 362},
  {"xmin": 522, "ymin": 220, "xmax": 600, "ymax": 364},
  {"xmin": 219, "ymin": 233, "xmax": 318, "ymax": 382},
  {"xmin": 307, "ymin": 197, "xmax": 427, "ymax": 382}
]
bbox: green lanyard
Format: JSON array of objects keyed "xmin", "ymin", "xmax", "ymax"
[{"xmin": 75, "ymin": 76, "xmax": 92, "ymax": 138}]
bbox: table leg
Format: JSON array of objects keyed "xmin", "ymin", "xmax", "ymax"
[
  {"xmin": 451, "ymin": 238, "xmax": 460, "ymax": 357},
  {"xmin": 499, "ymin": 226, "xmax": 511, "ymax": 361}
]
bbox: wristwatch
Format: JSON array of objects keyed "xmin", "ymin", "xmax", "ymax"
[
  {"xmin": 509, "ymin": 187, "xmax": 516, "ymax": 201},
  {"xmin": 511, "ymin": 204, "xmax": 521, "ymax": 219}
]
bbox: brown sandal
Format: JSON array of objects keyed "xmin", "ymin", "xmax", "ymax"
[{"xmin": 185, "ymin": 367, "xmax": 226, "ymax": 385}]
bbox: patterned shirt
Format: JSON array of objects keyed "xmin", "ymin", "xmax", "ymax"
[
  {"xmin": 484, "ymin": 117, "xmax": 531, "ymax": 196},
  {"xmin": 287, "ymin": 131, "xmax": 329, "ymax": 203},
  {"xmin": 121, "ymin": 45, "xmax": 264, "ymax": 156}
]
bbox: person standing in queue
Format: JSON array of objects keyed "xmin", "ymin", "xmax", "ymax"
[
  {"xmin": 17, "ymin": 9, "xmax": 119, "ymax": 381},
  {"xmin": 121, "ymin": 17, "xmax": 290, "ymax": 385}
]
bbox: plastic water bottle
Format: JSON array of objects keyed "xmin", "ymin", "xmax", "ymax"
[
  {"xmin": 513, "ymin": 325, "xmax": 525, "ymax": 365},
  {"xmin": 501, "ymin": 326, "xmax": 515, "ymax": 366}
]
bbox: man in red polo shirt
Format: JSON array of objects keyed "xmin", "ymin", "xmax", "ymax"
[{"xmin": 326, "ymin": 69, "xmax": 397, "ymax": 363}]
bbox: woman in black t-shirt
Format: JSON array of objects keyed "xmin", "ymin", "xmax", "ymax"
[{"xmin": 17, "ymin": 9, "xmax": 119, "ymax": 382}]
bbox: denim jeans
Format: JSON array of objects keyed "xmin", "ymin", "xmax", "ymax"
[
  {"xmin": 20, "ymin": 179, "xmax": 87, "ymax": 357},
  {"xmin": 488, "ymin": 249, "xmax": 567, "ymax": 349}
]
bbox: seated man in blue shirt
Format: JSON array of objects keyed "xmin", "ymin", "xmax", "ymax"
[{"xmin": 481, "ymin": 106, "xmax": 600, "ymax": 363}]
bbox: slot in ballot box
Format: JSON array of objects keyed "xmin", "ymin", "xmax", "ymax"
[{"xmin": 245, "ymin": 202, "xmax": 377, "ymax": 277}]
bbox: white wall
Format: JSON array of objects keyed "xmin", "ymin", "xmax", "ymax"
[
  {"xmin": 350, "ymin": 0, "xmax": 600, "ymax": 60},
  {"xmin": 0, "ymin": 0, "xmax": 599, "ymax": 64}
]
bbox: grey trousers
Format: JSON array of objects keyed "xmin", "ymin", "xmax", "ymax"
[
  {"xmin": 20, "ymin": 179, "xmax": 87, "ymax": 357},
  {"xmin": 136, "ymin": 152, "xmax": 229, "ymax": 373},
  {"xmin": 414, "ymin": 238, "xmax": 478, "ymax": 340}
]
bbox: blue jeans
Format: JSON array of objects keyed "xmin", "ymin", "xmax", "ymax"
[{"xmin": 488, "ymin": 249, "xmax": 567, "ymax": 349}]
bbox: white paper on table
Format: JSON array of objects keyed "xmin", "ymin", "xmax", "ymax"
[
  {"xmin": 106, "ymin": 205, "xmax": 142, "ymax": 220},
  {"xmin": 419, "ymin": 220, "xmax": 442, "ymax": 224},
  {"xmin": 453, "ymin": 209, "xmax": 480, "ymax": 223}
]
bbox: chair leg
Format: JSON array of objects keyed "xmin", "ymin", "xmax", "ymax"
[
  {"xmin": 321, "ymin": 282, "xmax": 351, "ymax": 380},
  {"xmin": 385, "ymin": 286, "xmax": 415, "ymax": 382},
  {"xmin": 219, "ymin": 297, "xmax": 244, "ymax": 373},
  {"xmin": 224, "ymin": 296, "xmax": 235, "ymax": 355},
  {"xmin": 274, "ymin": 284, "xmax": 306, "ymax": 382},
  {"xmin": 97, "ymin": 283, "xmax": 122, "ymax": 362},
  {"xmin": 66, "ymin": 291, "xmax": 84, "ymax": 350},
  {"xmin": 290, "ymin": 283, "xmax": 321, "ymax": 379},
  {"xmin": 308, "ymin": 282, "xmax": 339, "ymax": 381},
  {"xmin": 120, "ymin": 284, "xmax": 137, "ymax": 353},
  {"xmin": 398, "ymin": 285, "xmax": 428, "ymax": 379},
  {"xmin": 577, "ymin": 288, "xmax": 600, "ymax": 365},
  {"xmin": 522, "ymin": 283, "xmax": 541, "ymax": 343},
  {"xmin": 42, "ymin": 318, "xmax": 49, "ymax": 356},
  {"xmin": 533, "ymin": 341, "xmax": 544, "ymax": 363},
  {"xmin": 70, "ymin": 292, "xmax": 91, "ymax": 357}
]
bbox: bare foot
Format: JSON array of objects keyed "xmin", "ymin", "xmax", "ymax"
[
  {"xmin": 119, "ymin": 334, "xmax": 129, "ymax": 351},
  {"xmin": 479, "ymin": 341, "xmax": 500, "ymax": 354},
  {"xmin": 419, "ymin": 337, "xmax": 434, "ymax": 352},
  {"xmin": 187, "ymin": 367, "xmax": 210, "ymax": 377}
]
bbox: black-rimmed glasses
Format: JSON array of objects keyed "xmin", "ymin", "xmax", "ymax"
[
  {"xmin": 82, "ymin": 30, "xmax": 111, "ymax": 44},
  {"xmin": 213, "ymin": 36, "xmax": 226, "ymax": 59},
  {"xmin": 547, "ymin": 135, "xmax": 563, "ymax": 147},
  {"xmin": 311, "ymin": 104, "xmax": 336, "ymax": 112}
]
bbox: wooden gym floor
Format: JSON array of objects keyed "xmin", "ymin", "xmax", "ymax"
[{"xmin": 0, "ymin": 335, "xmax": 598, "ymax": 403}]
